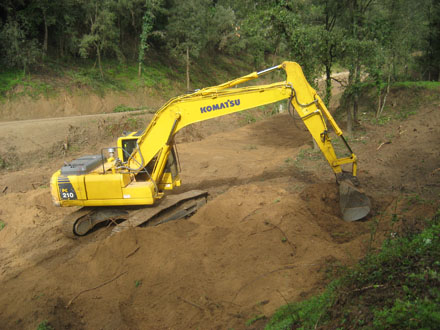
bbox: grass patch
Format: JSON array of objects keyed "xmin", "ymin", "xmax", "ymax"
[
  {"xmin": 36, "ymin": 320, "xmax": 54, "ymax": 330},
  {"xmin": 265, "ymin": 208, "xmax": 440, "ymax": 329},
  {"xmin": 293, "ymin": 147, "xmax": 324, "ymax": 170},
  {"xmin": 0, "ymin": 70, "xmax": 57, "ymax": 100},
  {"xmin": 0, "ymin": 155, "xmax": 7, "ymax": 169},
  {"xmin": 113, "ymin": 104, "xmax": 150, "ymax": 113},
  {"xmin": 246, "ymin": 314, "xmax": 266, "ymax": 326},
  {"xmin": 393, "ymin": 81, "xmax": 440, "ymax": 90},
  {"xmin": 0, "ymin": 70, "xmax": 25, "ymax": 98},
  {"xmin": 266, "ymin": 283, "xmax": 338, "ymax": 329},
  {"xmin": 0, "ymin": 151, "xmax": 21, "ymax": 171}
]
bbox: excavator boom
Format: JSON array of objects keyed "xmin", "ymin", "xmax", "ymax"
[{"xmin": 51, "ymin": 62, "xmax": 370, "ymax": 237}]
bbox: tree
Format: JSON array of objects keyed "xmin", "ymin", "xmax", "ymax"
[
  {"xmin": 423, "ymin": 0, "xmax": 440, "ymax": 80},
  {"xmin": 0, "ymin": 19, "xmax": 41, "ymax": 74},
  {"xmin": 28, "ymin": 0, "xmax": 57, "ymax": 57},
  {"xmin": 138, "ymin": 0, "xmax": 165, "ymax": 77},
  {"xmin": 77, "ymin": 0, "xmax": 121, "ymax": 78},
  {"xmin": 166, "ymin": 0, "xmax": 211, "ymax": 91},
  {"xmin": 307, "ymin": 0, "xmax": 345, "ymax": 106},
  {"xmin": 339, "ymin": 0, "xmax": 377, "ymax": 133},
  {"xmin": 204, "ymin": 4, "xmax": 238, "ymax": 56}
]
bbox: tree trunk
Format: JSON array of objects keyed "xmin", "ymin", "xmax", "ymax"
[
  {"xmin": 138, "ymin": 62, "xmax": 142, "ymax": 78},
  {"xmin": 43, "ymin": 11, "xmax": 48, "ymax": 57},
  {"xmin": 186, "ymin": 46, "xmax": 190, "ymax": 91},
  {"xmin": 97, "ymin": 47, "xmax": 103, "ymax": 79},
  {"xmin": 59, "ymin": 36, "xmax": 64, "ymax": 58},
  {"xmin": 353, "ymin": 63, "xmax": 361, "ymax": 124},
  {"xmin": 347, "ymin": 105, "xmax": 353, "ymax": 134},
  {"xmin": 353, "ymin": 96, "xmax": 358, "ymax": 127},
  {"xmin": 378, "ymin": 71, "xmax": 391, "ymax": 118},
  {"xmin": 325, "ymin": 64, "xmax": 332, "ymax": 106},
  {"xmin": 346, "ymin": 67, "xmax": 354, "ymax": 134},
  {"xmin": 376, "ymin": 88, "xmax": 382, "ymax": 118}
]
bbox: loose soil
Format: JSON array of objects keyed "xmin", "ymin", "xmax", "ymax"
[{"xmin": 0, "ymin": 88, "xmax": 439, "ymax": 330}]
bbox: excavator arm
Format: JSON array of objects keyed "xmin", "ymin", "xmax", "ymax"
[{"xmin": 126, "ymin": 62, "xmax": 356, "ymax": 183}]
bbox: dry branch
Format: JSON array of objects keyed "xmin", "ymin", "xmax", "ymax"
[
  {"xmin": 377, "ymin": 141, "xmax": 391, "ymax": 150},
  {"xmin": 178, "ymin": 296, "xmax": 204, "ymax": 310},
  {"xmin": 126, "ymin": 246, "xmax": 140, "ymax": 258},
  {"xmin": 66, "ymin": 271, "xmax": 128, "ymax": 308}
]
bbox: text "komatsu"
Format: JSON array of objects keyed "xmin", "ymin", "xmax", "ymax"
[{"xmin": 200, "ymin": 99, "xmax": 241, "ymax": 113}]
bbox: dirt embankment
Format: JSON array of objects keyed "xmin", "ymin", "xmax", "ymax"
[
  {"xmin": 0, "ymin": 87, "xmax": 439, "ymax": 329},
  {"xmin": 0, "ymin": 90, "xmax": 167, "ymax": 122}
]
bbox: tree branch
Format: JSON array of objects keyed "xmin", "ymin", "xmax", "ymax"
[{"xmin": 66, "ymin": 271, "xmax": 128, "ymax": 308}]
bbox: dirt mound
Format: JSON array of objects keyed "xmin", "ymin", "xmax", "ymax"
[{"xmin": 0, "ymin": 181, "xmax": 373, "ymax": 329}]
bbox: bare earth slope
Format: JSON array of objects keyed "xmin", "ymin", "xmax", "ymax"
[{"xmin": 0, "ymin": 94, "xmax": 439, "ymax": 329}]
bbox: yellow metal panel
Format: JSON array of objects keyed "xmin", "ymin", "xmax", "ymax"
[
  {"xmin": 158, "ymin": 172, "xmax": 180, "ymax": 190},
  {"xmin": 122, "ymin": 181, "xmax": 155, "ymax": 200},
  {"xmin": 68, "ymin": 174, "xmax": 87, "ymax": 200},
  {"xmin": 121, "ymin": 173, "xmax": 132, "ymax": 187},
  {"xmin": 85, "ymin": 173, "xmax": 123, "ymax": 200}
]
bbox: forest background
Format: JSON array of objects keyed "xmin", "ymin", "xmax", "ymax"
[{"xmin": 0, "ymin": 0, "xmax": 439, "ymax": 131}]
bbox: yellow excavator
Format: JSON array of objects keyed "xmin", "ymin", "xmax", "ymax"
[{"xmin": 50, "ymin": 61, "xmax": 370, "ymax": 237}]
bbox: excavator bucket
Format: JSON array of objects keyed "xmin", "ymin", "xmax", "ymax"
[{"xmin": 339, "ymin": 181, "xmax": 371, "ymax": 222}]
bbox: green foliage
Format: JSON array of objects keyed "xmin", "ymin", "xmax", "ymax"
[
  {"xmin": 138, "ymin": 1, "xmax": 154, "ymax": 64},
  {"xmin": 420, "ymin": 0, "xmax": 440, "ymax": 80},
  {"xmin": 78, "ymin": 0, "xmax": 121, "ymax": 78},
  {"xmin": 36, "ymin": 320, "xmax": 54, "ymax": 330},
  {"xmin": 0, "ymin": 0, "xmax": 437, "ymax": 110},
  {"xmin": 135, "ymin": 280, "xmax": 142, "ymax": 288},
  {"xmin": 0, "ymin": 70, "xmax": 25, "ymax": 98},
  {"xmin": 266, "ymin": 282, "xmax": 338, "ymax": 329},
  {"xmin": 113, "ymin": 105, "xmax": 136, "ymax": 113},
  {"xmin": 393, "ymin": 81, "xmax": 440, "ymax": 90},
  {"xmin": 138, "ymin": 0, "xmax": 165, "ymax": 76},
  {"xmin": 246, "ymin": 314, "xmax": 266, "ymax": 326},
  {"xmin": 0, "ymin": 155, "xmax": 10, "ymax": 170},
  {"xmin": 166, "ymin": 0, "xmax": 211, "ymax": 60},
  {"xmin": 0, "ymin": 20, "xmax": 42, "ymax": 74},
  {"xmin": 373, "ymin": 296, "xmax": 440, "ymax": 329},
  {"xmin": 266, "ymin": 208, "xmax": 440, "ymax": 329},
  {"xmin": 0, "ymin": 220, "xmax": 6, "ymax": 231},
  {"xmin": 113, "ymin": 104, "xmax": 150, "ymax": 113}
]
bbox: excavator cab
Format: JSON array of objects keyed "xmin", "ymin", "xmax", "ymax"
[
  {"xmin": 116, "ymin": 132, "xmax": 181, "ymax": 191},
  {"xmin": 117, "ymin": 130, "xmax": 144, "ymax": 162}
]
